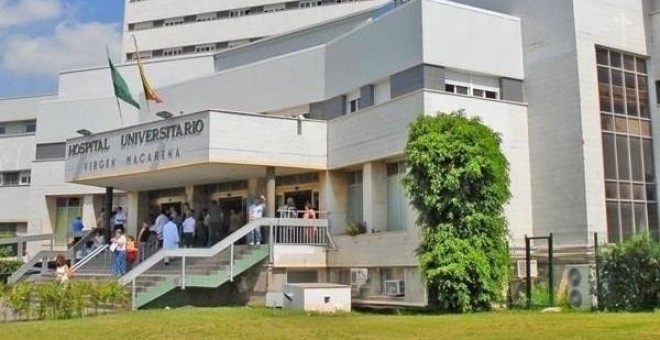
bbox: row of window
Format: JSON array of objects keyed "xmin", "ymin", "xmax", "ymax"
[
  {"xmin": 126, "ymin": 37, "xmax": 263, "ymax": 61},
  {"xmin": 445, "ymin": 83, "xmax": 498, "ymax": 99},
  {"xmin": 128, "ymin": 0, "xmax": 362, "ymax": 32},
  {"xmin": 0, "ymin": 171, "xmax": 31, "ymax": 187},
  {"xmin": 0, "ymin": 120, "xmax": 36, "ymax": 135}
]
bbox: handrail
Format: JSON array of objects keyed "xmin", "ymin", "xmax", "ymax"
[
  {"xmin": 7, "ymin": 250, "xmax": 60, "ymax": 284},
  {"xmin": 0, "ymin": 233, "xmax": 53, "ymax": 245},
  {"xmin": 69, "ymin": 229, "xmax": 96, "ymax": 265},
  {"xmin": 70, "ymin": 244, "xmax": 109, "ymax": 273},
  {"xmin": 119, "ymin": 218, "xmax": 329, "ymax": 285}
]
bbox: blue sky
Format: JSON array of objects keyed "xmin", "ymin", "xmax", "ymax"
[{"xmin": 0, "ymin": 0, "xmax": 125, "ymax": 98}]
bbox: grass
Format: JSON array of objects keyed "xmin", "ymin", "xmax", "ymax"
[{"xmin": 1, "ymin": 307, "xmax": 659, "ymax": 339}]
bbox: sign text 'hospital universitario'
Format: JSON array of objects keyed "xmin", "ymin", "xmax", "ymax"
[{"xmin": 66, "ymin": 118, "xmax": 205, "ymax": 175}]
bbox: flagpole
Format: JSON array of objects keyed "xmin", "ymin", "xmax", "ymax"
[{"xmin": 106, "ymin": 45, "xmax": 124, "ymax": 127}]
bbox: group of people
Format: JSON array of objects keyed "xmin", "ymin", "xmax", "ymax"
[{"xmin": 59, "ymin": 197, "xmax": 318, "ymax": 280}]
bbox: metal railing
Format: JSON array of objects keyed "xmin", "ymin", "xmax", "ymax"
[
  {"xmin": 119, "ymin": 218, "xmax": 331, "ymax": 308},
  {"xmin": 70, "ymin": 244, "xmax": 109, "ymax": 273},
  {"xmin": 7, "ymin": 250, "xmax": 60, "ymax": 284},
  {"xmin": 0, "ymin": 233, "xmax": 54, "ymax": 259},
  {"xmin": 69, "ymin": 230, "xmax": 98, "ymax": 265}
]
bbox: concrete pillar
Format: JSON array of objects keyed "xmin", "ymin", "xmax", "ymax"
[
  {"xmin": 126, "ymin": 192, "xmax": 140, "ymax": 237},
  {"xmin": 81, "ymin": 195, "xmax": 95, "ymax": 231},
  {"xmin": 320, "ymin": 171, "xmax": 347, "ymax": 235},
  {"xmin": 266, "ymin": 166, "xmax": 276, "ymax": 217},
  {"xmin": 363, "ymin": 162, "xmax": 387, "ymax": 232},
  {"xmin": 105, "ymin": 187, "xmax": 114, "ymax": 222},
  {"xmin": 248, "ymin": 178, "xmax": 259, "ymax": 202}
]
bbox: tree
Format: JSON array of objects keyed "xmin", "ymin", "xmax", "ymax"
[{"xmin": 403, "ymin": 111, "xmax": 511, "ymax": 312}]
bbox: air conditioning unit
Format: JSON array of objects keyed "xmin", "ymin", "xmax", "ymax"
[
  {"xmin": 350, "ymin": 268, "xmax": 368, "ymax": 286},
  {"xmin": 383, "ymin": 280, "xmax": 405, "ymax": 296},
  {"xmin": 516, "ymin": 260, "xmax": 538, "ymax": 278},
  {"xmin": 565, "ymin": 265, "xmax": 595, "ymax": 310}
]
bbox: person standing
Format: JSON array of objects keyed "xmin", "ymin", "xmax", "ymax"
[
  {"xmin": 208, "ymin": 200, "xmax": 222, "ymax": 246},
  {"xmin": 152, "ymin": 209, "xmax": 168, "ymax": 248},
  {"xmin": 113, "ymin": 206, "xmax": 127, "ymax": 233},
  {"xmin": 182, "ymin": 209, "xmax": 196, "ymax": 248},
  {"xmin": 137, "ymin": 219, "xmax": 152, "ymax": 262},
  {"xmin": 110, "ymin": 229, "xmax": 127, "ymax": 276},
  {"xmin": 54, "ymin": 254, "xmax": 72, "ymax": 283},
  {"xmin": 162, "ymin": 217, "xmax": 180, "ymax": 265},
  {"xmin": 71, "ymin": 216, "xmax": 84, "ymax": 245},
  {"xmin": 248, "ymin": 196, "xmax": 266, "ymax": 245}
]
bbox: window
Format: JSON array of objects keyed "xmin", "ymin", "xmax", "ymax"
[
  {"xmin": 264, "ymin": 4, "xmax": 286, "ymax": 13},
  {"xmin": 445, "ymin": 83, "xmax": 468, "ymax": 95},
  {"xmin": 230, "ymin": 8, "xmax": 251, "ymax": 17},
  {"xmin": 195, "ymin": 44, "xmax": 216, "ymax": 53},
  {"xmin": 2, "ymin": 172, "xmax": 19, "ymax": 186},
  {"xmin": 597, "ymin": 46, "xmax": 657, "ymax": 242},
  {"xmin": 380, "ymin": 268, "xmax": 405, "ymax": 297},
  {"xmin": 346, "ymin": 171, "xmax": 363, "ymax": 225},
  {"xmin": 349, "ymin": 98, "xmax": 360, "ymax": 113},
  {"xmin": 163, "ymin": 48, "xmax": 183, "ymax": 57},
  {"xmin": 163, "ymin": 18, "xmax": 184, "ymax": 26},
  {"xmin": 299, "ymin": 0, "xmax": 322, "ymax": 8},
  {"xmin": 25, "ymin": 121, "xmax": 36, "ymax": 133},
  {"xmin": 386, "ymin": 162, "xmax": 408, "ymax": 231},
  {"xmin": 0, "ymin": 125, "xmax": 5, "ymax": 134},
  {"xmin": 196, "ymin": 13, "xmax": 217, "ymax": 22},
  {"xmin": 19, "ymin": 171, "xmax": 31, "ymax": 185}
]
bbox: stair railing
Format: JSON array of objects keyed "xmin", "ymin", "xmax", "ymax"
[
  {"xmin": 69, "ymin": 244, "xmax": 109, "ymax": 273},
  {"xmin": 120, "ymin": 218, "xmax": 331, "ymax": 305}
]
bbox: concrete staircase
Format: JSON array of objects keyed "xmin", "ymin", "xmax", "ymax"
[{"xmin": 130, "ymin": 245, "xmax": 268, "ymax": 309}]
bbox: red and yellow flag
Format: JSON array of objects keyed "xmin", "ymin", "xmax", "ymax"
[{"xmin": 133, "ymin": 36, "xmax": 163, "ymax": 103}]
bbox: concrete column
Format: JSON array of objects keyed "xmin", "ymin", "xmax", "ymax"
[
  {"xmin": 81, "ymin": 195, "xmax": 95, "ymax": 231},
  {"xmin": 105, "ymin": 187, "xmax": 113, "ymax": 230},
  {"xmin": 363, "ymin": 162, "xmax": 387, "ymax": 232},
  {"xmin": 126, "ymin": 192, "xmax": 140, "ymax": 236},
  {"xmin": 320, "ymin": 171, "xmax": 347, "ymax": 235},
  {"xmin": 248, "ymin": 178, "xmax": 259, "ymax": 202},
  {"xmin": 266, "ymin": 166, "xmax": 276, "ymax": 217}
]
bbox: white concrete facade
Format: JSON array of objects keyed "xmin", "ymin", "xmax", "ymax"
[{"xmin": 1, "ymin": 0, "xmax": 659, "ymax": 307}]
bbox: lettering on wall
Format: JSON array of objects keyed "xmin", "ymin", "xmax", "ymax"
[{"xmin": 66, "ymin": 118, "xmax": 206, "ymax": 178}]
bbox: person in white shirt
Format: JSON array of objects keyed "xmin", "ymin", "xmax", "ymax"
[
  {"xmin": 248, "ymin": 196, "xmax": 266, "ymax": 245},
  {"xmin": 182, "ymin": 210, "xmax": 196, "ymax": 248},
  {"xmin": 110, "ymin": 229, "xmax": 127, "ymax": 276},
  {"xmin": 113, "ymin": 206, "xmax": 128, "ymax": 233},
  {"xmin": 152, "ymin": 209, "xmax": 169, "ymax": 247},
  {"xmin": 163, "ymin": 217, "xmax": 180, "ymax": 265}
]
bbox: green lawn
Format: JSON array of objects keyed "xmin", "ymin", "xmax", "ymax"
[{"xmin": 2, "ymin": 307, "xmax": 659, "ymax": 339}]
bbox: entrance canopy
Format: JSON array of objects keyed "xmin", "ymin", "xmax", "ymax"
[{"xmin": 65, "ymin": 110, "xmax": 327, "ymax": 191}]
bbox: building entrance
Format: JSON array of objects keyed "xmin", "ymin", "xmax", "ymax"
[{"xmin": 218, "ymin": 196, "xmax": 245, "ymax": 234}]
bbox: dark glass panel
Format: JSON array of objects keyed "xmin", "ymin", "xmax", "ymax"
[
  {"xmin": 606, "ymin": 202, "xmax": 620, "ymax": 243},
  {"xmin": 642, "ymin": 138, "xmax": 655, "ymax": 182},
  {"xmin": 636, "ymin": 56, "xmax": 647, "ymax": 74},
  {"xmin": 610, "ymin": 51, "xmax": 622, "ymax": 68},
  {"xmin": 601, "ymin": 114, "xmax": 614, "ymax": 131},
  {"xmin": 605, "ymin": 181, "xmax": 618, "ymax": 198},
  {"xmin": 621, "ymin": 202, "xmax": 634, "ymax": 241},
  {"xmin": 596, "ymin": 48, "xmax": 609, "ymax": 65},
  {"xmin": 630, "ymin": 137, "xmax": 643, "ymax": 182},
  {"xmin": 623, "ymin": 54, "xmax": 635, "ymax": 71},
  {"xmin": 603, "ymin": 133, "xmax": 617, "ymax": 179},
  {"xmin": 620, "ymin": 183, "xmax": 632, "ymax": 199},
  {"xmin": 614, "ymin": 116, "xmax": 627, "ymax": 133},
  {"xmin": 634, "ymin": 203, "xmax": 648, "ymax": 234},
  {"xmin": 640, "ymin": 120, "xmax": 651, "ymax": 136},
  {"xmin": 633, "ymin": 184, "xmax": 645, "ymax": 200},
  {"xmin": 647, "ymin": 184, "xmax": 657, "ymax": 201},
  {"xmin": 648, "ymin": 203, "xmax": 659, "ymax": 242},
  {"xmin": 616, "ymin": 135, "xmax": 630, "ymax": 180}
]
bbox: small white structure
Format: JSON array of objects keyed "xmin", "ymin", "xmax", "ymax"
[{"xmin": 283, "ymin": 283, "xmax": 351, "ymax": 313}]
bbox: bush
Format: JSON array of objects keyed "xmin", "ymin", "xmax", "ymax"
[
  {"xmin": 1, "ymin": 281, "xmax": 130, "ymax": 321},
  {"xmin": 404, "ymin": 112, "xmax": 510, "ymax": 313},
  {"xmin": 597, "ymin": 234, "xmax": 660, "ymax": 311},
  {"xmin": 346, "ymin": 222, "xmax": 367, "ymax": 236}
]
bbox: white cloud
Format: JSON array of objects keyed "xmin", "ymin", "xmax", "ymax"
[
  {"xmin": 2, "ymin": 21, "xmax": 122, "ymax": 77},
  {"xmin": 0, "ymin": 0, "xmax": 62, "ymax": 28}
]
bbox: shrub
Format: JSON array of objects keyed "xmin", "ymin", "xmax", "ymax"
[
  {"xmin": 597, "ymin": 234, "xmax": 660, "ymax": 311},
  {"xmin": 346, "ymin": 222, "xmax": 367, "ymax": 236},
  {"xmin": 404, "ymin": 112, "xmax": 510, "ymax": 313}
]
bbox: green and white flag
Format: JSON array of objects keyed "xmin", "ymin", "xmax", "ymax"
[{"xmin": 108, "ymin": 57, "xmax": 140, "ymax": 110}]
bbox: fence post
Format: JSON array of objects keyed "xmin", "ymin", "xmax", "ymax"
[
  {"xmin": 17, "ymin": 236, "xmax": 23, "ymax": 260},
  {"xmin": 548, "ymin": 233, "xmax": 554, "ymax": 307},
  {"xmin": 594, "ymin": 232, "xmax": 601, "ymax": 311},
  {"xmin": 269, "ymin": 223, "xmax": 275, "ymax": 264},
  {"xmin": 181, "ymin": 256, "xmax": 186, "ymax": 290},
  {"xmin": 230, "ymin": 243, "xmax": 234, "ymax": 282},
  {"xmin": 525, "ymin": 235, "xmax": 531, "ymax": 309}
]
